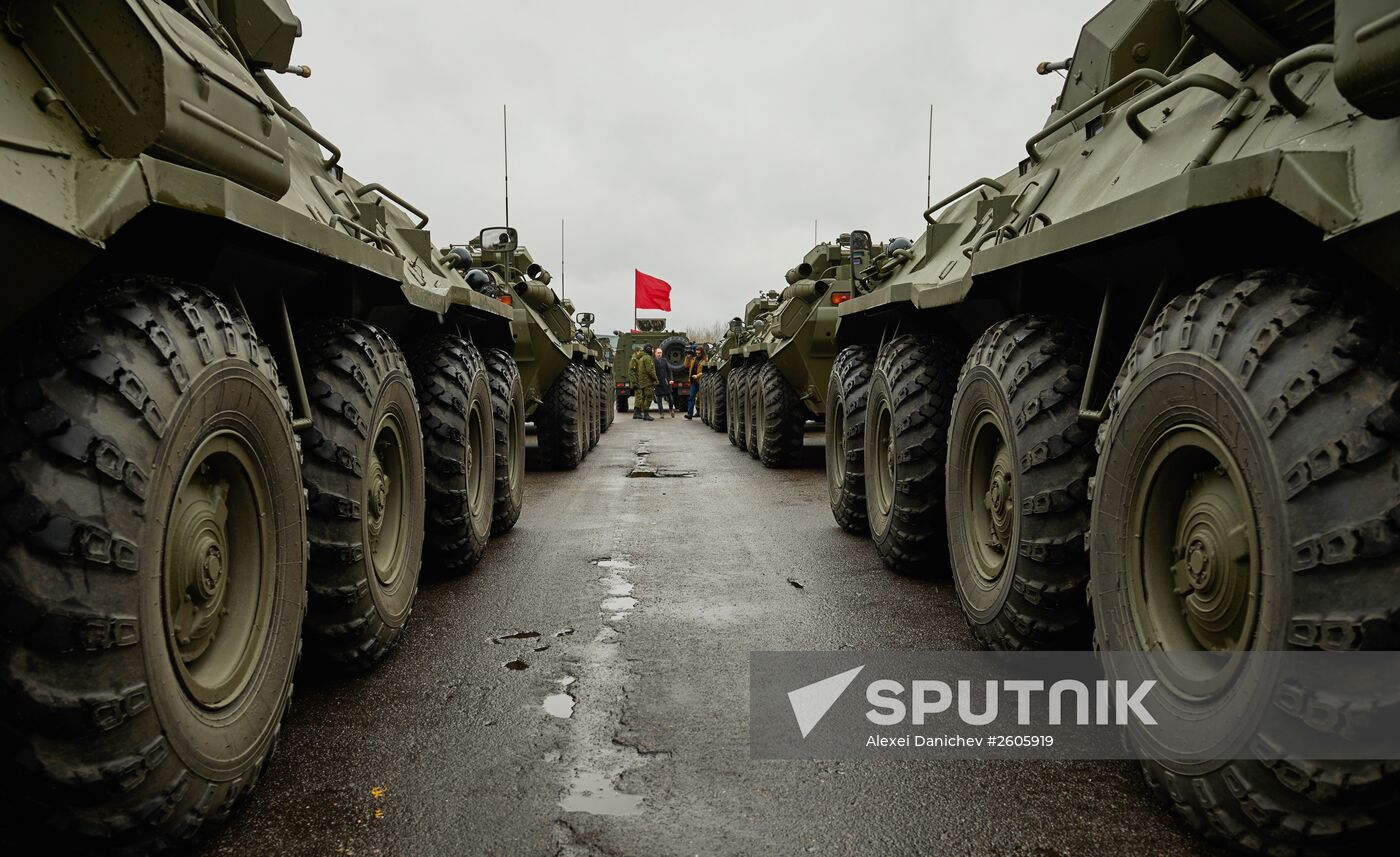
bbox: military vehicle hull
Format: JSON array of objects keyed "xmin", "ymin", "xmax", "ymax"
[
  {"xmin": 0, "ymin": 2, "xmax": 521, "ymax": 850},
  {"xmin": 472, "ymin": 240, "xmax": 609, "ymax": 471},
  {"xmin": 831, "ymin": 0, "xmax": 1400, "ymax": 850},
  {"xmin": 727, "ymin": 238, "xmax": 866, "ymax": 467}
]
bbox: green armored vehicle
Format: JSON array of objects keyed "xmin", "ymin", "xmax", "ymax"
[
  {"xmin": 463, "ymin": 230, "xmax": 608, "ymax": 469},
  {"xmin": 830, "ymin": 0, "xmax": 1400, "ymax": 850},
  {"xmin": 575, "ymin": 312, "xmax": 616, "ymax": 437},
  {"xmin": 730, "ymin": 233, "xmax": 867, "ymax": 467},
  {"xmin": 698, "ymin": 319, "xmax": 742, "ymax": 431},
  {"xmin": 0, "ymin": 1, "xmax": 523, "ymax": 850},
  {"xmin": 697, "ymin": 326, "xmax": 734, "ymax": 429},
  {"xmin": 724, "ymin": 290, "xmax": 781, "ymax": 452},
  {"xmin": 612, "ymin": 318, "xmax": 691, "ymax": 411}
]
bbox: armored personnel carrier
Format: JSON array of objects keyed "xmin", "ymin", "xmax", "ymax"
[
  {"xmin": 724, "ymin": 291, "xmax": 781, "ymax": 453},
  {"xmin": 0, "ymin": 0, "xmax": 524, "ymax": 850},
  {"xmin": 829, "ymin": 0, "xmax": 1400, "ymax": 850},
  {"xmin": 575, "ymin": 312, "xmax": 615, "ymax": 438},
  {"xmin": 462, "ymin": 230, "xmax": 608, "ymax": 469},
  {"xmin": 612, "ymin": 318, "xmax": 691, "ymax": 412},
  {"xmin": 732, "ymin": 233, "xmax": 868, "ymax": 467},
  {"xmin": 698, "ymin": 319, "xmax": 743, "ymax": 432}
]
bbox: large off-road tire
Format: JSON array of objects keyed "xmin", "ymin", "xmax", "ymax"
[
  {"xmin": 947, "ymin": 316, "xmax": 1095, "ymax": 650},
  {"xmin": 408, "ymin": 336, "xmax": 494, "ymax": 573},
  {"xmin": 1091, "ymin": 270, "xmax": 1400, "ymax": 854},
  {"xmin": 729, "ymin": 368, "xmax": 746, "ymax": 449},
  {"xmin": 0, "ymin": 278, "xmax": 306, "ymax": 852},
  {"xmin": 582, "ymin": 368, "xmax": 598, "ymax": 452},
  {"xmin": 536, "ymin": 363, "xmax": 586, "ymax": 470},
  {"xmin": 865, "ymin": 334, "xmax": 960, "ymax": 573},
  {"xmin": 596, "ymin": 369, "xmax": 612, "ymax": 434},
  {"xmin": 591, "ymin": 371, "xmax": 602, "ymax": 445},
  {"xmin": 300, "ymin": 320, "xmax": 424, "ymax": 671},
  {"xmin": 482, "ymin": 348, "xmax": 525, "ymax": 537},
  {"xmin": 604, "ymin": 374, "xmax": 615, "ymax": 430},
  {"xmin": 757, "ymin": 362, "xmax": 807, "ymax": 468},
  {"xmin": 745, "ymin": 367, "xmax": 761, "ymax": 459},
  {"xmin": 827, "ymin": 345, "xmax": 876, "ymax": 534},
  {"xmin": 596, "ymin": 372, "xmax": 607, "ymax": 439},
  {"xmin": 711, "ymin": 373, "xmax": 728, "ymax": 433},
  {"xmin": 659, "ymin": 335, "xmax": 688, "ymax": 374}
]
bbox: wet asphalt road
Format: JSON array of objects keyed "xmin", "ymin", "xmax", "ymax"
[{"xmin": 208, "ymin": 406, "xmax": 1217, "ymax": 857}]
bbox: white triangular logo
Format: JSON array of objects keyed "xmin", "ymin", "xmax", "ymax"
[{"xmin": 787, "ymin": 665, "xmax": 865, "ymax": 738}]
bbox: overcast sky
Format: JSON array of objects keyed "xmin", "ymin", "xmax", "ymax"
[{"xmin": 288, "ymin": 1, "xmax": 1104, "ymax": 335}]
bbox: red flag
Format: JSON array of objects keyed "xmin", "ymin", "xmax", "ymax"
[{"xmin": 635, "ymin": 270, "xmax": 672, "ymax": 312}]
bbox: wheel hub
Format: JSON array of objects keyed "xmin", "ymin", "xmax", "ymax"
[
  {"xmin": 367, "ymin": 456, "xmax": 390, "ymax": 543},
  {"xmin": 163, "ymin": 433, "xmax": 276, "ymax": 709},
  {"xmin": 1128, "ymin": 424, "xmax": 1261, "ymax": 671},
  {"xmin": 1171, "ymin": 468, "xmax": 1252, "ymax": 650},
  {"xmin": 871, "ymin": 399, "xmax": 895, "ymax": 518},
  {"xmin": 169, "ymin": 467, "xmax": 231, "ymax": 662},
  {"xmin": 368, "ymin": 419, "xmax": 407, "ymax": 587},
  {"xmin": 964, "ymin": 412, "xmax": 1016, "ymax": 583},
  {"xmin": 982, "ymin": 448, "xmax": 1016, "ymax": 555}
]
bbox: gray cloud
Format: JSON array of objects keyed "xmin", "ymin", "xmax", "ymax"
[{"xmin": 288, "ymin": 0, "xmax": 1104, "ymax": 334}]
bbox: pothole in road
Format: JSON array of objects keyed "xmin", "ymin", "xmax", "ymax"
[
  {"xmin": 626, "ymin": 466, "xmax": 696, "ymax": 478},
  {"xmin": 598, "ymin": 573, "xmax": 637, "ymax": 619},
  {"xmin": 504, "ymin": 659, "xmax": 530, "ymax": 671},
  {"xmin": 626, "ymin": 441, "xmax": 695, "ymax": 477},
  {"xmin": 559, "ymin": 769, "xmax": 645, "ymax": 817},
  {"xmin": 600, "ymin": 575, "xmax": 633, "ymax": 597},
  {"xmin": 545, "ymin": 676, "xmax": 577, "ymax": 719},
  {"xmin": 490, "ymin": 630, "xmax": 542, "ymax": 644},
  {"xmin": 601, "ymin": 596, "xmax": 638, "ymax": 616},
  {"xmin": 591, "ymin": 557, "xmax": 634, "ymax": 570}
]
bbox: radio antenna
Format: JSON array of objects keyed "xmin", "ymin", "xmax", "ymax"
[
  {"xmin": 926, "ymin": 104, "xmax": 934, "ymax": 209},
  {"xmin": 503, "ymin": 105, "xmax": 510, "ymax": 229},
  {"xmin": 560, "ymin": 218, "xmax": 565, "ymax": 299}
]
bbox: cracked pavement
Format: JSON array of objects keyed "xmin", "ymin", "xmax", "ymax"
[{"xmin": 207, "ymin": 410, "xmax": 1217, "ymax": 857}]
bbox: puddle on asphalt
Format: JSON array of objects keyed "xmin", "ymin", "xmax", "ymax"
[
  {"xmin": 544, "ymin": 692, "xmax": 575, "ymax": 718},
  {"xmin": 600, "ymin": 596, "xmax": 638, "ymax": 615},
  {"xmin": 599, "ymin": 575, "xmax": 634, "ymax": 597},
  {"xmin": 592, "ymin": 559, "xmax": 639, "ymax": 619},
  {"xmin": 504, "ymin": 659, "xmax": 530, "ymax": 671},
  {"xmin": 544, "ymin": 676, "xmax": 578, "ymax": 719},
  {"xmin": 558, "ymin": 769, "xmax": 645, "ymax": 817}
]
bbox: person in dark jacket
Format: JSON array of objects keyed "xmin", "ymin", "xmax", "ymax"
[
  {"xmin": 653, "ymin": 348, "xmax": 674, "ymax": 418},
  {"xmin": 685, "ymin": 348, "xmax": 704, "ymax": 419}
]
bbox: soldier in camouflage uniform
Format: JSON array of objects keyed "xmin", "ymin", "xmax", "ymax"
[
  {"xmin": 628, "ymin": 344, "xmax": 646, "ymax": 419},
  {"xmin": 634, "ymin": 345, "xmax": 657, "ymax": 421}
]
